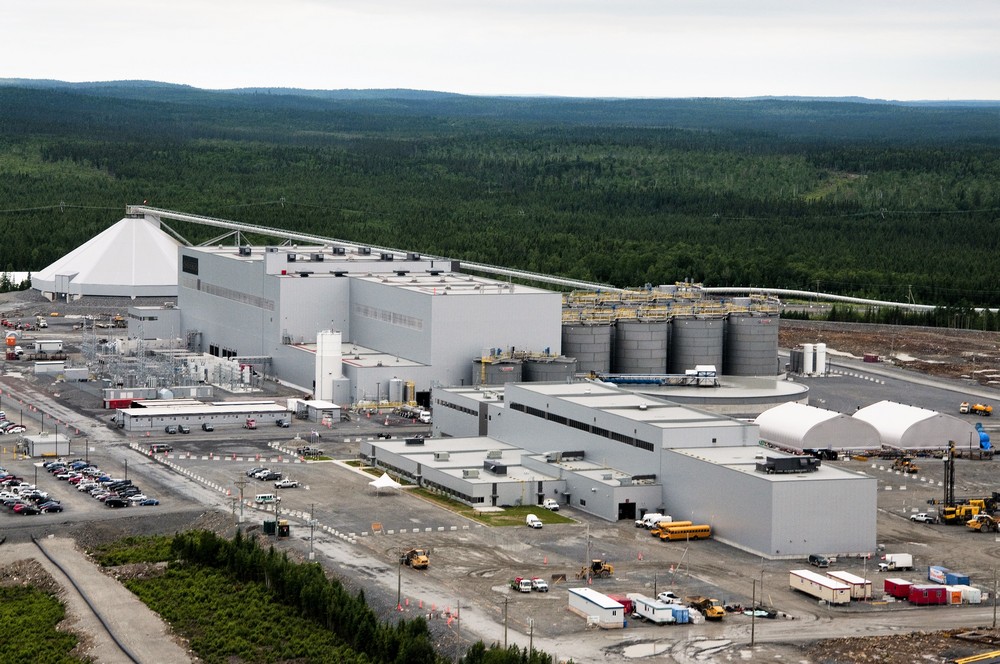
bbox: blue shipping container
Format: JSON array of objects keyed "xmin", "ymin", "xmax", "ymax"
[
  {"xmin": 671, "ymin": 606, "xmax": 690, "ymax": 624},
  {"xmin": 945, "ymin": 572, "xmax": 970, "ymax": 585}
]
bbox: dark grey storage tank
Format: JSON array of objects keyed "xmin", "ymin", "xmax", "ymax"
[
  {"xmin": 561, "ymin": 324, "xmax": 613, "ymax": 374},
  {"xmin": 472, "ymin": 358, "xmax": 523, "ymax": 386},
  {"xmin": 613, "ymin": 320, "xmax": 669, "ymax": 374},
  {"xmin": 724, "ymin": 314, "xmax": 780, "ymax": 376},
  {"xmin": 669, "ymin": 317, "xmax": 725, "ymax": 374},
  {"xmin": 523, "ymin": 356, "xmax": 578, "ymax": 382}
]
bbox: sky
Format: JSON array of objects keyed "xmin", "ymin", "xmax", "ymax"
[{"xmin": 5, "ymin": 0, "xmax": 999, "ymax": 100}]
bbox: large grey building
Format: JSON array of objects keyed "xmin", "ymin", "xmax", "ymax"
[
  {"xmin": 176, "ymin": 244, "xmax": 562, "ymax": 404},
  {"xmin": 365, "ymin": 381, "xmax": 877, "ymax": 559}
]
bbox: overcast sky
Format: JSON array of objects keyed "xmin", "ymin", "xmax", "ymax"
[{"xmin": 6, "ymin": 0, "xmax": 998, "ymax": 99}]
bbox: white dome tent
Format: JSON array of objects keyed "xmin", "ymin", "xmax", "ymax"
[
  {"xmin": 33, "ymin": 216, "xmax": 181, "ymax": 300},
  {"xmin": 853, "ymin": 400, "xmax": 977, "ymax": 449},
  {"xmin": 756, "ymin": 402, "xmax": 881, "ymax": 451}
]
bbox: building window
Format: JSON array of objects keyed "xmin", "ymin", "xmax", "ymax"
[{"xmin": 182, "ymin": 255, "xmax": 199, "ymax": 275}]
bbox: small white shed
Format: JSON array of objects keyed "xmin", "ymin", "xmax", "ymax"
[{"xmin": 567, "ymin": 587, "xmax": 625, "ymax": 629}]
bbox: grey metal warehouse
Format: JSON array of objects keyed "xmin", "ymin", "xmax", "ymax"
[{"xmin": 367, "ymin": 381, "xmax": 877, "ymax": 559}]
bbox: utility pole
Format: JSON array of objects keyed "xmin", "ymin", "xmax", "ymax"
[
  {"xmin": 455, "ymin": 600, "xmax": 461, "ymax": 664},
  {"xmin": 396, "ymin": 553, "xmax": 402, "ymax": 610},
  {"xmin": 309, "ymin": 503, "xmax": 316, "ymax": 560},
  {"xmin": 503, "ymin": 596, "xmax": 509, "ymax": 649},
  {"xmin": 529, "ymin": 618, "xmax": 534, "ymax": 655},
  {"xmin": 234, "ymin": 476, "xmax": 249, "ymax": 526},
  {"xmin": 751, "ymin": 578, "xmax": 756, "ymax": 646},
  {"xmin": 993, "ymin": 568, "xmax": 997, "ymax": 630}
]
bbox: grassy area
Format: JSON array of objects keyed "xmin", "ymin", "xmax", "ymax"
[
  {"xmin": 0, "ymin": 586, "xmax": 83, "ymax": 662},
  {"xmin": 90, "ymin": 535, "xmax": 173, "ymax": 566},
  {"xmin": 411, "ymin": 489, "xmax": 574, "ymax": 526}
]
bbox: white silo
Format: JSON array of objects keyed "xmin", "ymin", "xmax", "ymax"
[
  {"xmin": 802, "ymin": 343, "xmax": 815, "ymax": 375},
  {"xmin": 815, "ymin": 343, "xmax": 827, "ymax": 375}
]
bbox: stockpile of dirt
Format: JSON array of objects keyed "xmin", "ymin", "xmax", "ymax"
[
  {"xmin": 780, "ymin": 320, "xmax": 1000, "ymax": 383},
  {"xmin": 805, "ymin": 629, "xmax": 1000, "ymax": 663}
]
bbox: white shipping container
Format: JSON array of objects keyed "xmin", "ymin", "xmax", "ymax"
[{"xmin": 952, "ymin": 584, "xmax": 982, "ymax": 604}]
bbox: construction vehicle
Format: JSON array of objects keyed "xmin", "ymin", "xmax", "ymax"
[
  {"xmin": 576, "ymin": 559, "xmax": 614, "ymax": 579},
  {"xmin": 113, "ymin": 314, "xmax": 126, "ymax": 328},
  {"xmin": 399, "ymin": 548, "xmax": 430, "ymax": 569},
  {"xmin": 966, "ymin": 514, "xmax": 1000, "ymax": 533},
  {"xmin": 943, "ymin": 500, "xmax": 986, "ymax": 525},
  {"xmin": 960, "ymin": 401, "xmax": 992, "ymax": 416},
  {"xmin": 509, "ymin": 577, "xmax": 532, "ymax": 593},
  {"xmin": 244, "ymin": 418, "xmax": 257, "ymax": 430},
  {"xmin": 686, "ymin": 595, "xmax": 725, "ymax": 621},
  {"xmin": 892, "ymin": 457, "xmax": 920, "ymax": 474}
]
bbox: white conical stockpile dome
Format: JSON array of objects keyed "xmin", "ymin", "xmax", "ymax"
[{"xmin": 33, "ymin": 216, "xmax": 181, "ymax": 298}]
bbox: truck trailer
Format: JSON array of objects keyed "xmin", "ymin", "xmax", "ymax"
[{"xmin": 789, "ymin": 569, "xmax": 851, "ymax": 605}]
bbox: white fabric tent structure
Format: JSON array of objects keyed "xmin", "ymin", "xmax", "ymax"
[
  {"xmin": 33, "ymin": 216, "xmax": 181, "ymax": 299},
  {"xmin": 369, "ymin": 472, "xmax": 402, "ymax": 495},
  {"xmin": 853, "ymin": 400, "xmax": 976, "ymax": 449},
  {"xmin": 756, "ymin": 402, "xmax": 881, "ymax": 451}
]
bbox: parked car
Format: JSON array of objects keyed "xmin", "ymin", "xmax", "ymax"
[
  {"xmin": 260, "ymin": 471, "xmax": 282, "ymax": 481},
  {"xmin": 164, "ymin": 425, "xmax": 178, "ymax": 434},
  {"xmin": 105, "ymin": 498, "xmax": 129, "ymax": 508},
  {"xmin": 138, "ymin": 498, "xmax": 160, "ymax": 506},
  {"xmin": 178, "ymin": 425, "xmax": 191, "ymax": 434},
  {"xmin": 39, "ymin": 501, "xmax": 63, "ymax": 513},
  {"xmin": 201, "ymin": 422, "xmax": 214, "ymax": 432},
  {"xmin": 276, "ymin": 418, "xmax": 290, "ymax": 428},
  {"xmin": 542, "ymin": 498, "xmax": 559, "ymax": 511},
  {"xmin": 14, "ymin": 503, "xmax": 40, "ymax": 515},
  {"xmin": 3, "ymin": 425, "xmax": 25, "ymax": 434},
  {"xmin": 274, "ymin": 479, "xmax": 299, "ymax": 489},
  {"xmin": 127, "ymin": 494, "xmax": 148, "ymax": 504},
  {"xmin": 911, "ymin": 512, "xmax": 938, "ymax": 523},
  {"xmin": 245, "ymin": 467, "xmax": 266, "ymax": 477}
]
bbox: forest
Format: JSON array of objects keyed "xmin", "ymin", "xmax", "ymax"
[{"xmin": 2, "ymin": 80, "xmax": 1000, "ymax": 306}]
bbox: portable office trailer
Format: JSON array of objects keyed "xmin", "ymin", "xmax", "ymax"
[
  {"xmin": 826, "ymin": 571, "xmax": 872, "ymax": 600},
  {"xmin": 789, "ymin": 569, "xmax": 851, "ymax": 605},
  {"xmin": 908, "ymin": 584, "xmax": 948, "ymax": 605},
  {"xmin": 567, "ymin": 587, "xmax": 626, "ymax": 629},
  {"xmin": 627, "ymin": 594, "xmax": 676, "ymax": 624},
  {"xmin": 883, "ymin": 578, "xmax": 912, "ymax": 599}
]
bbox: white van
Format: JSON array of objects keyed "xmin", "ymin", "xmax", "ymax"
[
  {"xmin": 526, "ymin": 514, "xmax": 543, "ymax": 529},
  {"xmin": 254, "ymin": 493, "xmax": 281, "ymax": 505},
  {"xmin": 636, "ymin": 512, "xmax": 664, "ymax": 528},
  {"xmin": 418, "ymin": 410, "xmax": 431, "ymax": 424}
]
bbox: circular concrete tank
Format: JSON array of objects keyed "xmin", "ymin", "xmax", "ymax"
[
  {"xmin": 669, "ymin": 317, "xmax": 725, "ymax": 374},
  {"xmin": 472, "ymin": 359, "xmax": 523, "ymax": 386},
  {"xmin": 613, "ymin": 320, "xmax": 669, "ymax": 374},
  {"xmin": 724, "ymin": 314, "xmax": 780, "ymax": 376},
  {"xmin": 561, "ymin": 323, "xmax": 613, "ymax": 374},
  {"xmin": 523, "ymin": 356, "xmax": 579, "ymax": 382}
]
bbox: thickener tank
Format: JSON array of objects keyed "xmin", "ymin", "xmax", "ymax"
[
  {"xmin": 613, "ymin": 320, "xmax": 669, "ymax": 374},
  {"xmin": 472, "ymin": 358, "xmax": 523, "ymax": 386},
  {"xmin": 724, "ymin": 315, "xmax": 780, "ymax": 376},
  {"xmin": 669, "ymin": 317, "xmax": 725, "ymax": 374},
  {"xmin": 561, "ymin": 324, "xmax": 613, "ymax": 374},
  {"xmin": 523, "ymin": 356, "xmax": 579, "ymax": 382}
]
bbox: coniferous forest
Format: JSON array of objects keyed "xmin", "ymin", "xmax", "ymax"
[{"xmin": 2, "ymin": 80, "xmax": 1000, "ymax": 306}]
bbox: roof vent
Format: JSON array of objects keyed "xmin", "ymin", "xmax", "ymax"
[{"xmin": 486, "ymin": 450, "xmax": 503, "ymax": 459}]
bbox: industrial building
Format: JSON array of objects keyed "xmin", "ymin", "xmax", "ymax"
[
  {"xmin": 365, "ymin": 381, "xmax": 877, "ymax": 559},
  {"xmin": 113, "ymin": 399, "xmax": 289, "ymax": 432},
  {"xmin": 755, "ymin": 402, "xmax": 882, "ymax": 451}
]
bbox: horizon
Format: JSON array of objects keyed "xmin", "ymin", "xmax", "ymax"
[{"xmin": 5, "ymin": 1, "xmax": 999, "ymax": 101}]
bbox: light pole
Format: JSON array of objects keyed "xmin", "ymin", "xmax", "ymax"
[
  {"xmin": 503, "ymin": 596, "xmax": 508, "ymax": 649},
  {"xmin": 124, "ymin": 458, "xmax": 128, "ymax": 481},
  {"xmin": 234, "ymin": 476, "xmax": 248, "ymax": 525},
  {"xmin": 309, "ymin": 503, "xmax": 316, "ymax": 560}
]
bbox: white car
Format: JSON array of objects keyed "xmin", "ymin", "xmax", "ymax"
[
  {"xmin": 657, "ymin": 591, "xmax": 682, "ymax": 604},
  {"xmin": 274, "ymin": 479, "xmax": 299, "ymax": 489},
  {"xmin": 127, "ymin": 494, "xmax": 148, "ymax": 504}
]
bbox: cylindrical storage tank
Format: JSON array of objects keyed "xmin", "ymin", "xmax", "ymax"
[
  {"xmin": 668, "ymin": 318, "xmax": 724, "ymax": 374},
  {"xmin": 802, "ymin": 343, "xmax": 815, "ymax": 375},
  {"xmin": 724, "ymin": 315, "xmax": 780, "ymax": 376},
  {"xmin": 613, "ymin": 320, "xmax": 669, "ymax": 374},
  {"xmin": 561, "ymin": 324, "xmax": 613, "ymax": 374},
  {"xmin": 388, "ymin": 377, "xmax": 404, "ymax": 404},
  {"xmin": 523, "ymin": 356, "xmax": 578, "ymax": 382},
  {"xmin": 472, "ymin": 359, "xmax": 523, "ymax": 386},
  {"xmin": 815, "ymin": 342, "xmax": 827, "ymax": 375},
  {"xmin": 789, "ymin": 347, "xmax": 803, "ymax": 374}
]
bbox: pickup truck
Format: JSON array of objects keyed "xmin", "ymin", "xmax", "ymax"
[
  {"xmin": 531, "ymin": 577, "xmax": 549, "ymax": 592},
  {"xmin": 274, "ymin": 479, "xmax": 299, "ymax": 489},
  {"xmin": 910, "ymin": 512, "xmax": 938, "ymax": 523}
]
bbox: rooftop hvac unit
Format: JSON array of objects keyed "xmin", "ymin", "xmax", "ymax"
[
  {"xmin": 358, "ymin": 247, "xmax": 371, "ymax": 255},
  {"xmin": 395, "ymin": 271, "xmax": 409, "ymax": 277},
  {"xmin": 483, "ymin": 460, "xmax": 508, "ymax": 475},
  {"xmin": 332, "ymin": 246, "xmax": 346, "ymax": 255},
  {"xmin": 311, "ymin": 253, "xmax": 324, "ymax": 262},
  {"xmin": 298, "ymin": 272, "xmax": 311, "ymax": 277},
  {"xmin": 755, "ymin": 456, "xmax": 821, "ymax": 474},
  {"xmin": 405, "ymin": 437, "xmax": 425, "ymax": 446},
  {"xmin": 380, "ymin": 252, "xmax": 394, "ymax": 261},
  {"xmin": 407, "ymin": 252, "xmax": 421, "ymax": 261},
  {"xmin": 618, "ymin": 477, "xmax": 633, "ymax": 486},
  {"xmin": 486, "ymin": 450, "xmax": 503, "ymax": 459},
  {"xmin": 287, "ymin": 253, "xmax": 297, "ymax": 262},
  {"xmin": 332, "ymin": 271, "xmax": 348, "ymax": 277},
  {"xmin": 238, "ymin": 246, "xmax": 252, "ymax": 256},
  {"xmin": 266, "ymin": 247, "xmax": 278, "ymax": 253},
  {"xmin": 428, "ymin": 269, "xmax": 442, "ymax": 276},
  {"xmin": 434, "ymin": 452, "xmax": 450, "ymax": 461},
  {"xmin": 544, "ymin": 451, "xmax": 562, "ymax": 463},
  {"xmin": 463, "ymin": 469, "xmax": 480, "ymax": 479},
  {"xmin": 601, "ymin": 473, "xmax": 613, "ymax": 481}
]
